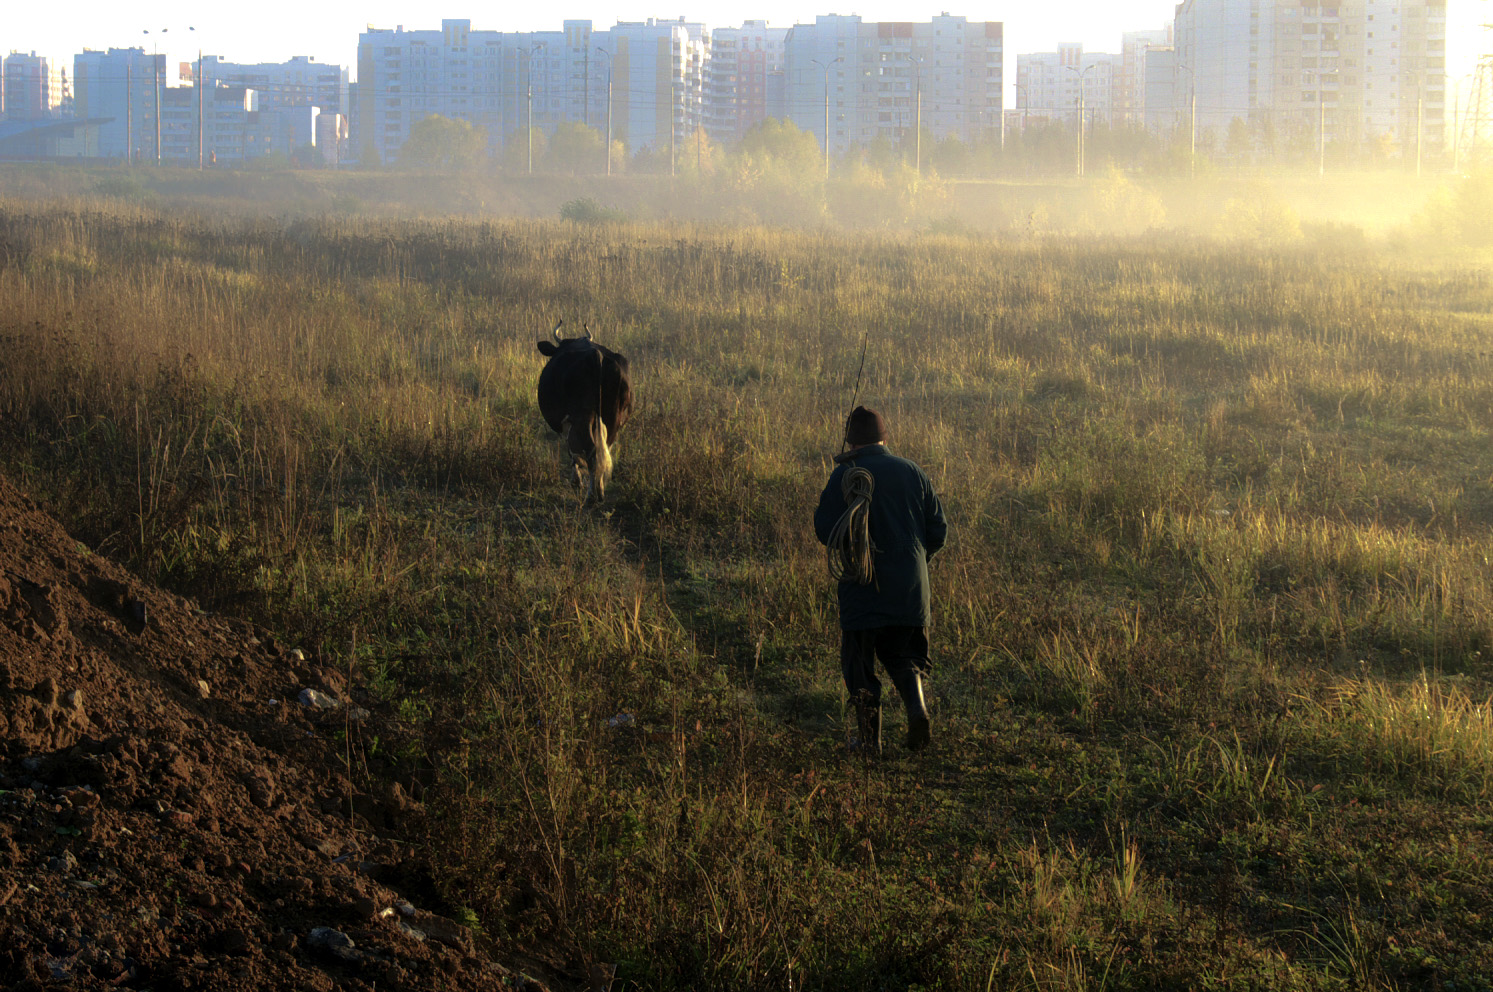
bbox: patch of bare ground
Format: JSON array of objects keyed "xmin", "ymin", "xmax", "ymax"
[{"xmin": 0, "ymin": 474, "xmax": 564, "ymax": 991}]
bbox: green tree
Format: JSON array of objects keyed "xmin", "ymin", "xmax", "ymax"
[
  {"xmin": 737, "ymin": 117, "xmax": 822, "ymax": 177},
  {"xmin": 930, "ymin": 134, "xmax": 972, "ymax": 177},
  {"xmin": 399, "ymin": 114, "xmax": 487, "ymax": 172},
  {"xmin": 502, "ymin": 127, "xmax": 549, "ymax": 174},
  {"xmin": 546, "ymin": 121, "xmax": 604, "ymax": 175},
  {"xmin": 1226, "ymin": 117, "xmax": 1253, "ymax": 163},
  {"xmin": 358, "ymin": 135, "xmax": 382, "ymax": 170}
]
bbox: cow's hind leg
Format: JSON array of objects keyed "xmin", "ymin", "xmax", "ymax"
[
  {"xmin": 566, "ymin": 418, "xmax": 593, "ymax": 497},
  {"xmin": 557, "ymin": 417, "xmax": 582, "ymax": 488}
]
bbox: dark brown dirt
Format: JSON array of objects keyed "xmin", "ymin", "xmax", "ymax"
[{"xmin": 0, "ymin": 475, "xmax": 561, "ymax": 991}]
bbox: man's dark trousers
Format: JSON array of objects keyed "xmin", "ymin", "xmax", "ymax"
[{"xmin": 840, "ymin": 626, "xmax": 929, "ymax": 706}]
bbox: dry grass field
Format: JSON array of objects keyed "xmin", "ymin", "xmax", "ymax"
[{"xmin": 2, "ymin": 165, "xmax": 1492, "ymax": 989}]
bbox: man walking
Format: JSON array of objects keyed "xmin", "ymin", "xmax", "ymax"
[{"xmin": 815, "ymin": 406, "xmax": 948, "ymax": 753}]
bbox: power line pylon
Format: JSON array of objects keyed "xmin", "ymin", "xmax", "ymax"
[
  {"xmin": 1459, "ymin": 9, "xmax": 1493, "ymax": 167},
  {"xmin": 1462, "ymin": 54, "xmax": 1493, "ymax": 166}
]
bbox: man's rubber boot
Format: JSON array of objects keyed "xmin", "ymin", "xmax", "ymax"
[
  {"xmin": 893, "ymin": 670, "xmax": 931, "ymax": 751},
  {"xmin": 853, "ymin": 690, "xmax": 882, "ymax": 756}
]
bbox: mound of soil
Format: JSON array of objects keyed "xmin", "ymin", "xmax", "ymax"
[{"xmin": 0, "ymin": 475, "xmax": 553, "ymax": 991}]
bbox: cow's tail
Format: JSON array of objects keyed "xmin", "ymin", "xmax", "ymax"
[
  {"xmin": 595, "ymin": 419, "xmax": 613, "ymax": 493},
  {"xmin": 590, "ymin": 349, "xmax": 613, "ymax": 501}
]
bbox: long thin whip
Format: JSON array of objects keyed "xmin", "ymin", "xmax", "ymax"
[{"xmin": 840, "ymin": 329, "xmax": 870, "ymax": 454}]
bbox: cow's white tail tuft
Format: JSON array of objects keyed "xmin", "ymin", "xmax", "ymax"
[{"xmin": 595, "ymin": 420, "xmax": 613, "ymax": 496}]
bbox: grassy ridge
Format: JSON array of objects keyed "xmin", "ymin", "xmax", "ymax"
[{"xmin": 2, "ymin": 196, "xmax": 1493, "ymax": 989}]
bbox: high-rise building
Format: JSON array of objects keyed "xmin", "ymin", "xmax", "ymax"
[
  {"xmin": 356, "ymin": 17, "xmax": 713, "ymax": 167},
  {"xmin": 600, "ymin": 18, "xmax": 710, "ymax": 156},
  {"xmin": 705, "ymin": 21, "xmax": 788, "ymax": 144},
  {"xmin": 3, "ymin": 52, "xmax": 66, "ymax": 121},
  {"xmin": 782, "ymin": 13, "xmax": 1003, "ymax": 156},
  {"xmin": 1172, "ymin": 0, "xmax": 1447, "ymax": 159},
  {"xmin": 201, "ymin": 55, "xmax": 348, "ymax": 116},
  {"xmin": 357, "ymin": 20, "xmax": 586, "ymax": 166},
  {"xmin": 73, "ymin": 48, "xmax": 159, "ymax": 159},
  {"xmin": 1016, "ymin": 44, "xmax": 1121, "ymax": 127},
  {"xmin": 1117, "ymin": 28, "xmax": 1172, "ymax": 128},
  {"xmin": 1143, "ymin": 45, "xmax": 1179, "ymax": 134}
]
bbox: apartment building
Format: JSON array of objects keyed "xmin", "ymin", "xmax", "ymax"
[
  {"xmin": 356, "ymin": 20, "xmax": 599, "ymax": 166},
  {"xmin": 73, "ymin": 48, "xmax": 161, "ymax": 159},
  {"xmin": 201, "ymin": 55, "xmax": 347, "ymax": 116},
  {"xmin": 705, "ymin": 21, "xmax": 788, "ymax": 144},
  {"xmin": 1172, "ymin": 0, "xmax": 1447, "ymax": 157},
  {"xmin": 1117, "ymin": 28, "xmax": 1172, "ymax": 128},
  {"xmin": 196, "ymin": 55, "xmax": 347, "ymax": 162},
  {"xmin": 601, "ymin": 18, "xmax": 709, "ymax": 156},
  {"xmin": 356, "ymin": 17, "xmax": 713, "ymax": 166},
  {"xmin": 3, "ymin": 52, "xmax": 68, "ymax": 120},
  {"xmin": 1143, "ymin": 45, "xmax": 1179, "ymax": 133},
  {"xmin": 782, "ymin": 13, "xmax": 1003, "ymax": 156},
  {"xmin": 1016, "ymin": 44, "xmax": 1120, "ymax": 127},
  {"xmin": 75, "ymin": 48, "xmax": 325, "ymax": 165}
]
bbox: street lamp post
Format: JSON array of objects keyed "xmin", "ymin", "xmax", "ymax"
[
  {"xmin": 1317, "ymin": 68, "xmax": 1339, "ymax": 179},
  {"xmin": 1406, "ymin": 68, "xmax": 1424, "ymax": 179},
  {"xmin": 1417, "ymin": 84, "xmax": 1424, "ymax": 178},
  {"xmin": 906, "ymin": 55, "xmax": 924, "ymax": 177},
  {"xmin": 810, "ymin": 56, "xmax": 842, "ymax": 181},
  {"xmin": 1065, "ymin": 62, "xmax": 1100, "ymax": 178},
  {"xmin": 126, "ymin": 62, "xmax": 134, "ymax": 163},
  {"xmin": 143, "ymin": 25, "xmax": 196, "ymax": 167},
  {"xmin": 142, "ymin": 29, "xmax": 162, "ymax": 165},
  {"xmin": 527, "ymin": 43, "xmax": 543, "ymax": 175},
  {"xmin": 596, "ymin": 47, "xmax": 613, "ymax": 176},
  {"xmin": 1176, "ymin": 61, "xmax": 1196, "ymax": 180},
  {"xmin": 197, "ymin": 44, "xmax": 203, "ymax": 169},
  {"xmin": 1452, "ymin": 76, "xmax": 1461, "ymax": 174}
]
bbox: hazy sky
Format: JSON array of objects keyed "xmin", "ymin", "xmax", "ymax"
[{"xmin": 6, "ymin": 1, "xmax": 1488, "ymax": 99}]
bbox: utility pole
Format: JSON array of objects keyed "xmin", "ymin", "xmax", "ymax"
[
  {"xmin": 1318, "ymin": 84, "xmax": 1326, "ymax": 178},
  {"xmin": 1453, "ymin": 80, "xmax": 1461, "ymax": 173},
  {"xmin": 126, "ymin": 62, "xmax": 133, "ymax": 163},
  {"xmin": 155, "ymin": 55, "xmax": 161, "ymax": 165},
  {"xmin": 1415, "ymin": 72, "xmax": 1424, "ymax": 179},
  {"xmin": 1190, "ymin": 85, "xmax": 1196, "ymax": 178},
  {"xmin": 1065, "ymin": 62, "xmax": 1099, "ymax": 178},
  {"xmin": 915, "ymin": 68, "xmax": 922, "ymax": 176},
  {"xmin": 197, "ymin": 48, "xmax": 203, "ymax": 169},
  {"xmin": 1174, "ymin": 62, "xmax": 1195, "ymax": 180},
  {"xmin": 905, "ymin": 55, "xmax": 924, "ymax": 176},
  {"xmin": 1417, "ymin": 88, "xmax": 1424, "ymax": 179},
  {"xmin": 1317, "ymin": 68, "xmax": 1337, "ymax": 179},
  {"xmin": 527, "ymin": 44, "xmax": 542, "ymax": 175},
  {"xmin": 597, "ymin": 47, "xmax": 612, "ymax": 177},
  {"xmin": 1077, "ymin": 94, "xmax": 1084, "ymax": 177},
  {"xmin": 811, "ymin": 56, "xmax": 842, "ymax": 181},
  {"xmin": 142, "ymin": 31, "xmax": 161, "ymax": 165}
]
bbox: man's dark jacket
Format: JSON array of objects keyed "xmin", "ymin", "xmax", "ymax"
[{"xmin": 814, "ymin": 444, "xmax": 948, "ymax": 630}]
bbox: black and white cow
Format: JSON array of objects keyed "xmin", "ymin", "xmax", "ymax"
[{"xmin": 536, "ymin": 321, "xmax": 633, "ymax": 502}]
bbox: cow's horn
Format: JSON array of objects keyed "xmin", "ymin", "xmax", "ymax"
[
  {"xmin": 551, "ymin": 320, "xmax": 564, "ymax": 343},
  {"xmin": 583, "ymin": 322, "xmax": 593, "ymax": 341}
]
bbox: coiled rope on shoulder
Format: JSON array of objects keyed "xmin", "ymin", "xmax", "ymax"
[{"xmin": 827, "ymin": 466, "xmax": 876, "ymax": 586}]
